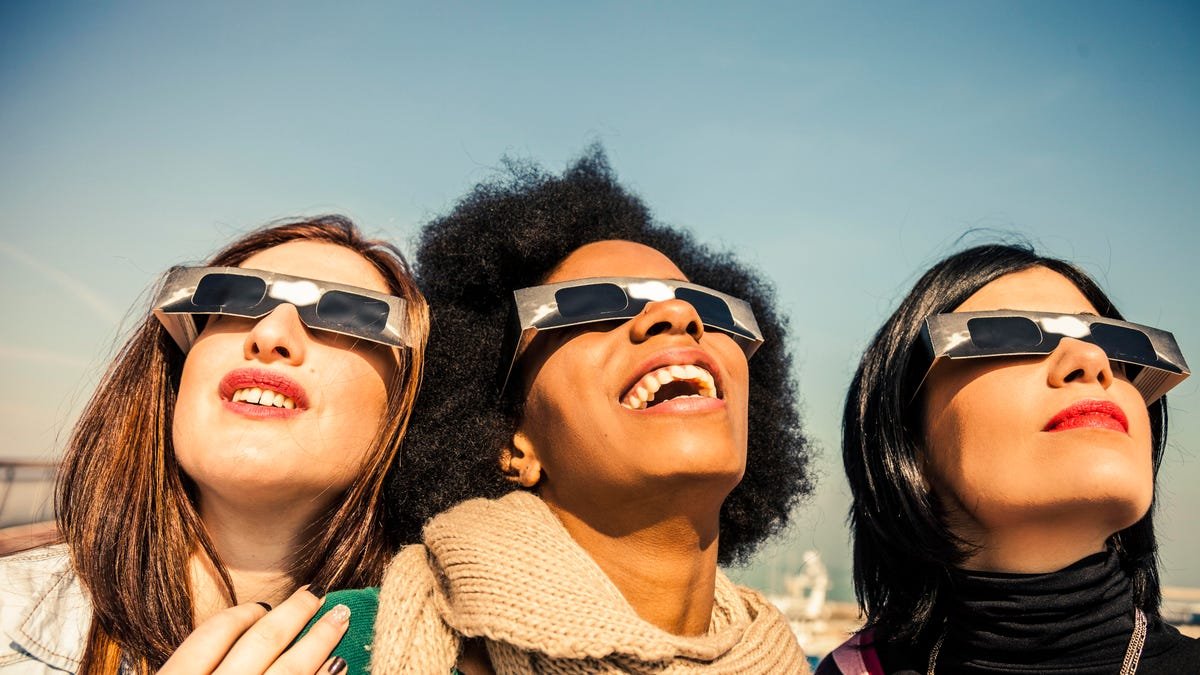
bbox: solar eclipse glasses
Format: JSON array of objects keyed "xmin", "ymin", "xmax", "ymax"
[
  {"xmin": 502, "ymin": 277, "xmax": 764, "ymax": 392},
  {"xmin": 152, "ymin": 266, "xmax": 411, "ymax": 353},
  {"xmin": 916, "ymin": 310, "xmax": 1189, "ymax": 404}
]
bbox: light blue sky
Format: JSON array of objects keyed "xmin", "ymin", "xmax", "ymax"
[{"xmin": 2, "ymin": 2, "xmax": 1197, "ymax": 594}]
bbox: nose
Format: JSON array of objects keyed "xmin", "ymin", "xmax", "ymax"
[
  {"xmin": 244, "ymin": 304, "xmax": 307, "ymax": 364},
  {"xmin": 1046, "ymin": 337, "xmax": 1113, "ymax": 391},
  {"xmin": 629, "ymin": 298, "xmax": 705, "ymax": 345}
]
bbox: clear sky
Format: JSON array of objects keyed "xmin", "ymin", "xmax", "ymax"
[{"xmin": 2, "ymin": 1, "xmax": 1197, "ymax": 595}]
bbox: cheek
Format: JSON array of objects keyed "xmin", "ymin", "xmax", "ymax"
[
  {"xmin": 523, "ymin": 378, "xmax": 591, "ymax": 474},
  {"xmin": 322, "ymin": 354, "xmax": 391, "ymax": 428},
  {"xmin": 922, "ymin": 374, "xmax": 1029, "ymax": 499},
  {"xmin": 726, "ymin": 355, "xmax": 751, "ymax": 445},
  {"xmin": 172, "ymin": 340, "xmax": 223, "ymax": 445}
]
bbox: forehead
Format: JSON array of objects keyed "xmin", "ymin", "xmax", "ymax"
[
  {"xmin": 545, "ymin": 240, "xmax": 687, "ymax": 284},
  {"xmin": 238, "ymin": 241, "xmax": 390, "ymax": 294},
  {"xmin": 954, "ymin": 266, "xmax": 1100, "ymax": 315}
]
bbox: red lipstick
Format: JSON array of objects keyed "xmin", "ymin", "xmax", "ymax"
[
  {"xmin": 1043, "ymin": 399, "xmax": 1128, "ymax": 434},
  {"xmin": 218, "ymin": 368, "xmax": 308, "ymax": 419}
]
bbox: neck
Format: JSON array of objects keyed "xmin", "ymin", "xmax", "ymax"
[
  {"xmin": 958, "ymin": 520, "xmax": 1111, "ymax": 574},
  {"xmin": 542, "ymin": 489, "xmax": 721, "ymax": 636},
  {"xmin": 189, "ymin": 491, "xmax": 330, "ymax": 623}
]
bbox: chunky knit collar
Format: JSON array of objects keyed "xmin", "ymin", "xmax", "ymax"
[{"xmin": 371, "ymin": 491, "xmax": 808, "ymax": 673}]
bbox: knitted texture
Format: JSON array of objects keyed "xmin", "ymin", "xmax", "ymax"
[
  {"xmin": 299, "ymin": 587, "xmax": 381, "ymax": 674},
  {"xmin": 371, "ymin": 491, "xmax": 809, "ymax": 674}
]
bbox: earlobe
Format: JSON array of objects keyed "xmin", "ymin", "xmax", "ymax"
[{"xmin": 501, "ymin": 430, "xmax": 543, "ymax": 488}]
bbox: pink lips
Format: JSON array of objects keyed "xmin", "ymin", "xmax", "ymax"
[
  {"xmin": 1043, "ymin": 399, "xmax": 1129, "ymax": 434},
  {"xmin": 218, "ymin": 368, "xmax": 308, "ymax": 419},
  {"xmin": 636, "ymin": 395, "xmax": 725, "ymax": 415}
]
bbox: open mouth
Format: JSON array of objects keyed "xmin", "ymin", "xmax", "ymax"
[
  {"xmin": 621, "ymin": 364, "xmax": 719, "ymax": 410},
  {"xmin": 229, "ymin": 387, "xmax": 297, "ymax": 409},
  {"xmin": 219, "ymin": 368, "xmax": 307, "ymax": 413}
]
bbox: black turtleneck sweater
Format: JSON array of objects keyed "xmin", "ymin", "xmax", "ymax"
[{"xmin": 819, "ymin": 549, "xmax": 1200, "ymax": 674}]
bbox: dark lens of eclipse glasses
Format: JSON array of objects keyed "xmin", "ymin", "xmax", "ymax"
[
  {"xmin": 316, "ymin": 290, "xmax": 390, "ymax": 330},
  {"xmin": 555, "ymin": 284, "xmax": 630, "ymax": 318},
  {"xmin": 1089, "ymin": 323, "xmax": 1156, "ymax": 363},
  {"xmin": 675, "ymin": 288, "xmax": 735, "ymax": 330},
  {"xmin": 193, "ymin": 273, "xmax": 267, "ymax": 308},
  {"xmin": 967, "ymin": 316, "xmax": 1044, "ymax": 350}
]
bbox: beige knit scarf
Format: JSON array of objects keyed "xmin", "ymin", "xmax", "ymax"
[{"xmin": 371, "ymin": 491, "xmax": 809, "ymax": 674}]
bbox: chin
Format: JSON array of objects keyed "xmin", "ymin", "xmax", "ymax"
[
  {"xmin": 645, "ymin": 451, "xmax": 745, "ymax": 493},
  {"xmin": 667, "ymin": 434, "xmax": 744, "ymax": 465}
]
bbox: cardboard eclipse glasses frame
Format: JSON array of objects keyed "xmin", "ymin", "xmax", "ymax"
[
  {"xmin": 915, "ymin": 310, "xmax": 1189, "ymax": 404},
  {"xmin": 152, "ymin": 266, "xmax": 411, "ymax": 353},
  {"xmin": 502, "ymin": 276, "xmax": 764, "ymax": 393}
]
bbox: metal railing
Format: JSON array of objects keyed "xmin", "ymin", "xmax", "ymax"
[{"xmin": 0, "ymin": 458, "xmax": 58, "ymax": 529}]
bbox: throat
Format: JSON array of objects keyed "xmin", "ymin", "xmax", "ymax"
[{"xmin": 544, "ymin": 500, "xmax": 720, "ymax": 636}]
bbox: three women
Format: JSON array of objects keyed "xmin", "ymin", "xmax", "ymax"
[{"xmin": 3, "ymin": 154, "xmax": 1195, "ymax": 675}]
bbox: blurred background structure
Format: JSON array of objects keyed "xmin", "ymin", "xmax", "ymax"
[{"xmin": 2, "ymin": 0, "xmax": 1198, "ymax": 649}]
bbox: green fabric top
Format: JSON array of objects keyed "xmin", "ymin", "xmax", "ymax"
[
  {"xmin": 301, "ymin": 586, "xmax": 464, "ymax": 674},
  {"xmin": 299, "ymin": 587, "xmax": 380, "ymax": 675}
]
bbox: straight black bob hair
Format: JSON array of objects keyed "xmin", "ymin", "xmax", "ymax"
[
  {"xmin": 843, "ymin": 243, "xmax": 1167, "ymax": 643},
  {"xmin": 385, "ymin": 146, "xmax": 814, "ymax": 565}
]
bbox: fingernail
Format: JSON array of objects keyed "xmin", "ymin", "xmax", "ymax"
[
  {"xmin": 307, "ymin": 585, "xmax": 326, "ymax": 598},
  {"xmin": 325, "ymin": 656, "xmax": 347, "ymax": 674},
  {"xmin": 323, "ymin": 603, "xmax": 351, "ymax": 624},
  {"xmin": 255, "ymin": 601, "xmax": 272, "ymax": 612}
]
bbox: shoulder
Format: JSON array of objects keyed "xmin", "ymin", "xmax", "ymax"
[
  {"xmin": 0, "ymin": 543, "xmax": 70, "ymax": 578},
  {"xmin": 0, "ymin": 544, "xmax": 89, "ymax": 672},
  {"xmin": 720, "ymin": 579, "xmax": 813, "ymax": 671},
  {"xmin": 1142, "ymin": 621, "xmax": 1200, "ymax": 671},
  {"xmin": 817, "ymin": 630, "xmax": 886, "ymax": 675}
]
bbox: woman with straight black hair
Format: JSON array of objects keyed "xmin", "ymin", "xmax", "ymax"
[{"xmin": 819, "ymin": 243, "xmax": 1198, "ymax": 674}]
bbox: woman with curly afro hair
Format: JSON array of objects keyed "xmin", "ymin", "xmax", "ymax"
[{"xmin": 311, "ymin": 147, "xmax": 816, "ymax": 674}]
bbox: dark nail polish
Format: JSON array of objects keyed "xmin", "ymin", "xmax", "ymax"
[
  {"xmin": 326, "ymin": 656, "xmax": 347, "ymax": 674},
  {"xmin": 308, "ymin": 585, "xmax": 326, "ymax": 598},
  {"xmin": 255, "ymin": 601, "xmax": 272, "ymax": 612}
]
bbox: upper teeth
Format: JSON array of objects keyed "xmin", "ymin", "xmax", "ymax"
[
  {"xmin": 621, "ymin": 364, "xmax": 717, "ymax": 410},
  {"xmin": 231, "ymin": 387, "xmax": 296, "ymax": 409}
]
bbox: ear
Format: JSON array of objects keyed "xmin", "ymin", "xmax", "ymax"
[{"xmin": 500, "ymin": 429, "xmax": 543, "ymax": 488}]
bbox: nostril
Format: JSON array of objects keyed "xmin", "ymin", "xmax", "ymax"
[
  {"xmin": 646, "ymin": 321, "xmax": 671, "ymax": 337},
  {"xmin": 1064, "ymin": 368, "xmax": 1086, "ymax": 383},
  {"xmin": 686, "ymin": 321, "xmax": 701, "ymax": 338},
  {"xmin": 276, "ymin": 346, "xmax": 290, "ymax": 359}
]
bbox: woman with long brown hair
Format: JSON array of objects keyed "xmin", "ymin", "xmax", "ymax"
[{"xmin": 0, "ymin": 215, "xmax": 428, "ymax": 674}]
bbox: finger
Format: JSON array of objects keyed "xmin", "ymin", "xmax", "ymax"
[
  {"xmin": 264, "ymin": 604, "xmax": 351, "ymax": 675},
  {"xmin": 318, "ymin": 656, "xmax": 348, "ymax": 675},
  {"xmin": 211, "ymin": 586, "xmax": 325, "ymax": 675},
  {"xmin": 158, "ymin": 602, "xmax": 270, "ymax": 674}
]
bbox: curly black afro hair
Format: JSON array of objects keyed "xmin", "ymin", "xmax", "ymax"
[{"xmin": 385, "ymin": 146, "xmax": 814, "ymax": 565}]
